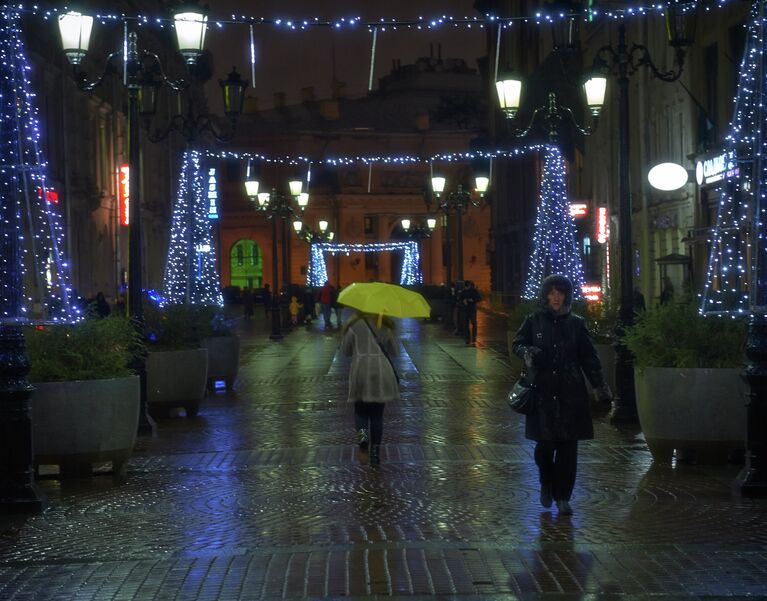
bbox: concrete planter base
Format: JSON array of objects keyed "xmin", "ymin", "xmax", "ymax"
[
  {"xmin": 31, "ymin": 375, "xmax": 140, "ymax": 477},
  {"xmin": 146, "ymin": 348, "xmax": 208, "ymax": 417},
  {"xmin": 635, "ymin": 367, "xmax": 746, "ymax": 463},
  {"xmin": 202, "ymin": 335, "xmax": 240, "ymax": 390}
]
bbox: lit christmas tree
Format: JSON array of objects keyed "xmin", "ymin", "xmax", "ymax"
[
  {"xmin": 701, "ymin": 0, "xmax": 766, "ymax": 315},
  {"xmin": 0, "ymin": 9, "xmax": 78, "ymax": 322},
  {"xmin": 162, "ymin": 149, "xmax": 223, "ymax": 306},
  {"xmin": 523, "ymin": 145, "xmax": 586, "ymax": 299}
]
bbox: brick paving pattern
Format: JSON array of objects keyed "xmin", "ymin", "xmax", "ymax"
[{"xmin": 1, "ymin": 311, "xmax": 766, "ymax": 600}]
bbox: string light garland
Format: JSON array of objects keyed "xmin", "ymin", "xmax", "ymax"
[
  {"xmin": 0, "ymin": 9, "xmax": 79, "ymax": 323},
  {"xmin": 309, "ymin": 241, "xmax": 421, "ymax": 287},
  {"xmin": 523, "ymin": 146, "xmax": 586, "ymax": 300},
  {"xmin": 162, "ymin": 150, "xmax": 223, "ymax": 307},
  {"xmin": 15, "ymin": 2, "xmax": 733, "ymax": 31},
  {"xmin": 700, "ymin": 1, "xmax": 765, "ymax": 316}
]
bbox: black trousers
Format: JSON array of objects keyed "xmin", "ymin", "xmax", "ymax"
[
  {"xmin": 534, "ymin": 440, "xmax": 578, "ymax": 501},
  {"xmin": 464, "ymin": 309, "xmax": 477, "ymax": 343},
  {"xmin": 354, "ymin": 401, "xmax": 385, "ymax": 445}
]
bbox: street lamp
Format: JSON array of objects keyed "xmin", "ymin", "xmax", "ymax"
[
  {"xmin": 58, "ymin": 4, "xmax": 208, "ymax": 436},
  {"xmin": 294, "ymin": 219, "xmax": 334, "ymax": 243},
  {"xmin": 401, "ymin": 217, "xmax": 437, "ymax": 239},
  {"xmin": 590, "ymin": 11, "xmax": 696, "ymax": 422},
  {"xmin": 142, "ymin": 67, "xmax": 247, "ymax": 144},
  {"xmin": 245, "ymin": 179, "xmax": 308, "ymax": 340},
  {"xmin": 427, "ymin": 175, "xmax": 488, "ymax": 285},
  {"xmin": 496, "ymin": 78, "xmax": 605, "ymax": 140}
]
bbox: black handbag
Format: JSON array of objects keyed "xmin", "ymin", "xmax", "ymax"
[{"xmin": 508, "ymin": 368, "xmax": 536, "ymax": 415}]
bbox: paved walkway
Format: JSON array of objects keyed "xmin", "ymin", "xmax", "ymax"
[{"xmin": 1, "ymin": 310, "xmax": 766, "ymax": 600}]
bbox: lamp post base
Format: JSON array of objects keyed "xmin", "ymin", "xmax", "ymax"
[
  {"xmin": 610, "ymin": 339, "xmax": 638, "ymax": 423},
  {"xmin": 0, "ymin": 325, "xmax": 45, "ymax": 513},
  {"xmin": 735, "ymin": 313, "xmax": 767, "ymax": 496}
]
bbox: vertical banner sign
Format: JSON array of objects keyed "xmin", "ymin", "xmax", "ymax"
[
  {"xmin": 119, "ymin": 164, "xmax": 130, "ymax": 226},
  {"xmin": 207, "ymin": 167, "xmax": 219, "ymax": 219},
  {"xmin": 596, "ymin": 207, "xmax": 608, "ymax": 243}
]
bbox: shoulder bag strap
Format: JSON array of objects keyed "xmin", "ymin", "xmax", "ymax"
[{"xmin": 364, "ymin": 319, "xmax": 400, "ymax": 384}]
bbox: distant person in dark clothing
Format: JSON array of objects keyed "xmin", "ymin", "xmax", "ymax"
[
  {"xmin": 303, "ymin": 288, "xmax": 316, "ymax": 323},
  {"xmin": 633, "ymin": 286, "xmax": 646, "ymax": 313},
  {"xmin": 459, "ymin": 280, "xmax": 481, "ymax": 345},
  {"xmin": 332, "ymin": 285, "xmax": 343, "ymax": 328},
  {"xmin": 318, "ymin": 280, "xmax": 335, "ymax": 330},
  {"xmin": 242, "ymin": 287, "xmax": 255, "ymax": 319},
  {"xmin": 93, "ymin": 292, "xmax": 111, "ymax": 318},
  {"xmin": 659, "ymin": 277, "xmax": 674, "ymax": 306}
]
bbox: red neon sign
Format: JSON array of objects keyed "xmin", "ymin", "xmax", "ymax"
[
  {"xmin": 581, "ymin": 284, "xmax": 603, "ymax": 302},
  {"xmin": 37, "ymin": 187, "xmax": 59, "ymax": 204},
  {"xmin": 596, "ymin": 207, "xmax": 609, "ymax": 244},
  {"xmin": 569, "ymin": 202, "xmax": 588, "ymax": 217},
  {"xmin": 119, "ymin": 164, "xmax": 130, "ymax": 226}
]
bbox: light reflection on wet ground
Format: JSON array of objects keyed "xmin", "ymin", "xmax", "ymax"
[{"xmin": 1, "ymin": 310, "xmax": 766, "ymax": 599}]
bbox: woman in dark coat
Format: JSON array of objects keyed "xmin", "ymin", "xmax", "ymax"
[{"xmin": 512, "ymin": 274, "xmax": 612, "ymax": 515}]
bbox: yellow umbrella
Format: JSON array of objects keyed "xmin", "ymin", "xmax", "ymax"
[{"xmin": 337, "ymin": 282, "xmax": 431, "ymax": 319}]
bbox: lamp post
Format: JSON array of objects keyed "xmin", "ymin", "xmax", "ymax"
[
  {"xmin": 294, "ymin": 218, "xmax": 335, "ymax": 243},
  {"xmin": 428, "ymin": 176, "xmax": 489, "ymax": 285},
  {"xmin": 589, "ymin": 11, "xmax": 695, "ymax": 422},
  {"xmin": 246, "ymin": 180, "xmax": 307, "ymax": 340},
  {"xmin": 58, "ymin": 5, "xmax": 208, "ymax": 436}
]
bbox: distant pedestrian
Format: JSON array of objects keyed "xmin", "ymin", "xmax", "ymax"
[
  {"xmin": 633, "ymin": 286, "xmax": 646, "ymax": 313},
  {"xmin": 341, "ymin": 310, "xmax": 400, "ymax": 466},
  {"xmin": 242, "ymin": 287, "xmax": 255, "ymax": 320},
  {"xmin": 92, "ymin": 291, "xmax": 111, "ymax": 318},
  {"xmin": 659, "ymin": 276, "xmax": 674, "ymax": 306},
  {"xmin": 303, "ymin": 287, "xmax": 316, "ymax": 323},
  {"xmin": 318, "ymin": 280, "xmax": 335, "ymax": 330},
  {"xmin": 288, "ymin": 295, "xmax": 303, "ymax": 325},
  {"xmin": 332, "ymin": 285, "xmax": 343, "ymax": 328},
  {"xmin": 459, "ymin": 280, "xmax": 481, "ymax": 345},
  {"xmin": 512, "ymin": 274, "xmax": 612, "ymax": 516}
]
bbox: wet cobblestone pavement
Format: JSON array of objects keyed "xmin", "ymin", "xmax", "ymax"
[{"xmin": 1, "ymin": 311, "xmax": 767, "ymax": 600}]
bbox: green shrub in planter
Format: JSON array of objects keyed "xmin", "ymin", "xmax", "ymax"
[
  {"xmin": 623, "ymin": 303, "xmax": 746, "ymax": 369},
  {"xmin": 144, "ymin": 303, "xmax": 231, "ymax": 350},
  {"xmin": 25, "ymin": 317, "xmax": 142, "ymax": 382}
]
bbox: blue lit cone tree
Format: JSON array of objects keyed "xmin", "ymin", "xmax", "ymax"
[
  {"xmin": 523, "ymin": 145, "xmax": 586, "ymax": 299},
  {"xmin": 162, "ymin": 149, "xmax": 223, "ymax": 306},
  {"xmin": 700, "ymin": 0, "xmax": 767, "ymax": 493},
  {"xmin": 1, "ymin": 9, "xmax": 78, "ymax": 510}
]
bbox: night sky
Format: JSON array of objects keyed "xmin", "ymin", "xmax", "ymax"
[{"xmin": 202, "ymin": 1, "xmax": 487, "ymax": 109}]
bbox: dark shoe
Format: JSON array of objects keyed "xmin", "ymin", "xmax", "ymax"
[
  {"xmin": 540, "ymin": 484, "xmax": 553, "ymax": 508},
  {"xmin": 556, "ymin": 500, "xmax": 573, "ymax": 515},
  {"xmin": 357, "ymin": 428, "xmax": 369, "ymax": 451},
  {"xmin": 370, "ymin": 445, "xmax": 381, "ymax": 466}
]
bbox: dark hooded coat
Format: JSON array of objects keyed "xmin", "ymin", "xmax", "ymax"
[{"xmin": 512, "ymin": 275, "xmax": 606, "ymax": 441}]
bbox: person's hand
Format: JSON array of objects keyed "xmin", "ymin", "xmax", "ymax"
[
  {"xmin": 596, "ymin": 384, "xmax": 613, "ymax": 405},
  {"xmin": 524, "ymin": 347, "xmax": 543, "ymax": 368}
]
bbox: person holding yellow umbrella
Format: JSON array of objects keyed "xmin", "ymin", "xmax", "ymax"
[{"xmin": 338, "ymin": 282, "xmax": 430, "ymax": 466}]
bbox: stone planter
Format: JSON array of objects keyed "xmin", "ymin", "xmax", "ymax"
[
  {"xmin": 146, "ymin": 348, "xmax": 208, "ymax": 417},
  {"xmin": 31, "ymin": 375, "xmax": 140, "ymax": 477},
  {"xmin": 634, "ymin": 367, "xmax": 746, "ymax": 463},
  {"xmin": 202, "ymin": 335, "xmax": 240, "ymax": 390}
]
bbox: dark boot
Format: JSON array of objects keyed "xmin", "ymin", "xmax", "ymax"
[
  {"xmin": 370, "ymin": 445, "xmax": 381, "ymax": 466},
  {"xmin": 357, "ymin": 428, "xmax": 369, "ymax": 451}
]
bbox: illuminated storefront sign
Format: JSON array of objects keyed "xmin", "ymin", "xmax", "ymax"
[
  {"xmin": 581, "ymin": 284, "xmax": 602, "ymax": 302},
  {"xmin": 596, "ymin": 207, "xmax": 609, "ymax": 244},
  {"xmin": 695, "ymin": 151, "xmax": 739, "ymax": 186},
  {"xmin": 118, "ymin": 164, "xmax": 130, "ymax": 226},
  {"xmin": 569, "ymin": 202, "xmax": 588, "ymax": 217},
  {"xmin": 37, "ymin": 187, "xmax": 59, "ymax": 204},
  {"xmin": 207, "ymin": 167, "xmax": 218, "ymax": 219}
]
